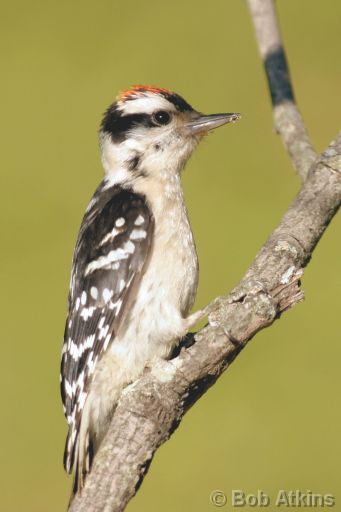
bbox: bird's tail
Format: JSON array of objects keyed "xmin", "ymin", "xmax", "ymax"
[{"xmin": 64, "ymin": 420, "xmax": 94, "ymax": 497}]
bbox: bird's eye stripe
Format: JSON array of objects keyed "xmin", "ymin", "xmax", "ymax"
[
  {"xmin": 101, "ymin": 108, "xmax": 172, "ymax": 142},
  {"xmin": 101, "ymin": 113, "xmax": 154, "ymax": 142}
]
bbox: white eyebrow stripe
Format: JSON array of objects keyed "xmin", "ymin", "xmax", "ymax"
[{"xmin": 117, "ymin": 94, "xmax": 174, "ymax": 115}]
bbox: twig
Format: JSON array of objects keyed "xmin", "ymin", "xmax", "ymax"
[
  {"xmin": 68, "ymin": 2, "xmax": 341, "ymax": 511},
  {"xmin": 247, "ymin": 0, "xmax": 317, "ymax": 179}
]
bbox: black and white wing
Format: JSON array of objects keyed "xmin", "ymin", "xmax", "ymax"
[{"xmin": 61, "ymin": 182, "xmax": 154, "ymax": 473}]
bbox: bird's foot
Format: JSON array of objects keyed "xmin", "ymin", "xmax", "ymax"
[{"xmin": 182, "ymin": 306, "xmax": 209, "ymax": 332}]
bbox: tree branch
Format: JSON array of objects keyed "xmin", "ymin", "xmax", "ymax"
[
  {"xmin": 68, "ymin": 2, "xmax": 341, "ymax": 511},
  {"xmin": 247, "ymin": 0, "xmax": 317, "ymax": 179}
]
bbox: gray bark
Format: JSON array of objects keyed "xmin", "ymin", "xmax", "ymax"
[{"xmin": 247, "ymin": 0, "xmax": 316, "ymax": 179}]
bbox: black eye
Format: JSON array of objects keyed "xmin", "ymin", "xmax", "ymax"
[{"xmin": 152, "ymin": 110, "xmax": 171, "ymax": 126}]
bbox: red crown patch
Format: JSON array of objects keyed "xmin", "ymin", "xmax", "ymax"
[{"xmin": 117, "ymin": 85, "xmax": 173, "ymax": 101}]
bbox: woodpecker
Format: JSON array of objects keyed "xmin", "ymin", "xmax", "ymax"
[{"xmin": 60, "ymin": 85, "xmax": 240, "ymax": 492}]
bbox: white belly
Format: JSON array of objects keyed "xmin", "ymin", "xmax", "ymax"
[{"xmin": 119, "ymin": 215, "xmax": 197, "ymax": 352}]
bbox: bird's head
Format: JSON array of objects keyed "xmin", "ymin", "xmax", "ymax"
[{"xmin": 100, "ymin": 85, "xmax": 240, "ymax": 186}]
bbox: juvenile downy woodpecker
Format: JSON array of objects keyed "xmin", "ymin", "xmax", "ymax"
[{"xmin": 60, "ymin": 85, "xmax": 240, "ymax": 492}]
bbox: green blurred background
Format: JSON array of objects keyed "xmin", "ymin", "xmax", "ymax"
[{"xmin": 1, "ymin": 1, "xmax": 340, "ymax": 510}]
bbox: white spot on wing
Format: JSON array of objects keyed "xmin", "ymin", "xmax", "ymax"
[
  {"xmin": 134, "ymin": 214, "xmax": 144, "ymax": 226},
  {"xmin": 78, "ymin": 391, "xmax": 87, "ymax": 409},
  {"xmin": 103, "ymin": 334, "xmax": 111, "ymax": 350},
  {"xmin": 130, "ymin": 228, "xmax": 147, "ymax": 240},
  {"xmin": 87, "ymin": 357, "xmax": 96, "ymax": 374},
  {"xmin": 124, "ymin": 240, "xmax": 135, "ymax": 254},
  {"xmin": 115, "ymin": 217, "xmax": 125, "ymax": 227},
  {"xmin": 108, "ymin": 248, "xmax": 127, "ymax": 261},
  {"xmin": 81, "ymin": 291, "xmax": 87, "ymax": 305},
  {"xmin": 64, "ymin": 379, "xmax": 73, "ymax": 398},
  {"xmin": 68, "ymin": 335, "xmax": 95, "ymax": 362},
  {"xmin": 80, "ymin": 306, "xmax": 95, "ymax": 321},
  {"xmin": 100, "ymin": 227, "xmax": 122, "ymax": 246},
  {"xmin": 115, "ymin": 298, "xmax": 123, "ymax": 313},
  {"xmin": 90, "ymin": 286, "xmax": 98, "ymax": 299},
  {"xmin": 85, "ymin": 249, "xmax": 128, "ymax": 274},
  {"xmin": 103, "ymin": 288, "xmax": 113, "ymax": 303},
  {"xmin": 99, "ymin": 324, "xmax": 109, "ymax": 340}
]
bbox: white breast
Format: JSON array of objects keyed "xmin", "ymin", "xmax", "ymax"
[{"xmin": 116, "ymin": 174, "xmax": 199, "ymax": 363}]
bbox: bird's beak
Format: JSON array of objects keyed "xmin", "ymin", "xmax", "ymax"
[{"xmin": 187, "ymin": 112, "xmax": 241, "ymax": 135}]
